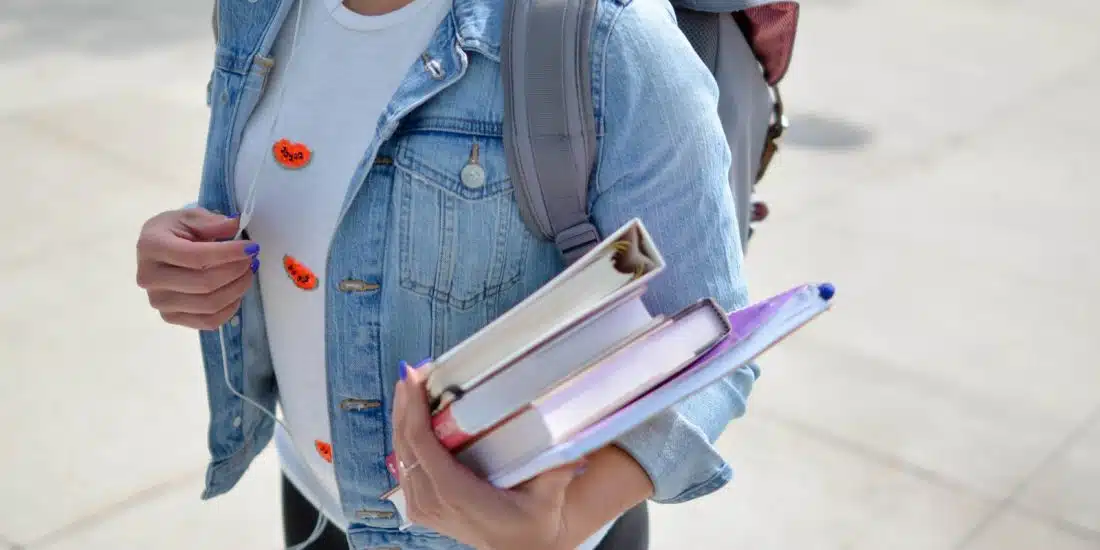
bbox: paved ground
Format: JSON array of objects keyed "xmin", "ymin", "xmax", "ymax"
[{"xmin": 2, "ymin": 1, "xmax": 1099, "ymax": 549}]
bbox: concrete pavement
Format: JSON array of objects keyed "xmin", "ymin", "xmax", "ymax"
[{"xmin": 2, "ymin": 0, "xmax": 1099, "ymax": 548}]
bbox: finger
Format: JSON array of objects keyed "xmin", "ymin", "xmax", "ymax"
[
  {"xmin": 178, "ymin": 208, "xmax": 242, "ymax": 241},
  {"xmin": 391, "ymin": 374, "xmax": 443, "ymax": 524},
  {"xmin": 148, "ymin": 267, "xmax": 254, "ymax": 315},
  {"xmin": 391, "ymin": 370, "xmax": 421, "ymax": 478},
  {"xmin": 399, "ymin": 366, "xmax": 465, "ymax": 471},
  {"xmin": 402, "ymin": 472, "xmax": 439, "ymax": 527},
  {"xmin": 145, "ymin": 233, "xmax": 258, "ymax": 270},
  {"xmin": 160, "ymin": 298, "xmax": 243, "ymax": 330},
  {"xmin": 399, "ymin": 367, "xmax": 491, "ymax": 498},
  {"xmin": 138, "ymin": 257, "xmax": 252, "ymax": 293},
  {"xmin": 392, "ymin": 369, "xmax": 437, "ymax": 483}
]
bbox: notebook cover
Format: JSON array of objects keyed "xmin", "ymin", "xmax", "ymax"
[{"xmin": 425, "ymin": 218, "xmax": 666, "ymax": 407}]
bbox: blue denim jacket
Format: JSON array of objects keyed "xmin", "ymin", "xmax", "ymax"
[{"xmin": 196, "ymin": 0, "xmax": 758, "ymax": 547}]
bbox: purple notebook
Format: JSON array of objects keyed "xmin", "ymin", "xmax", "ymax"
[
  {"xmin": 484, "ymin": 282, "xmax": 835, "ymax": 490},
  {"xmin": 390, "ymin": 282, "xmax": 835, "ymax": 527}
]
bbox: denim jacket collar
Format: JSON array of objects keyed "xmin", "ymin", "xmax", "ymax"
[
  {"xmin": 450, "ymin": 0, "xmax": 504, "ymax": 60},
  {"xmin": 214, "ymin": 0, "xmax": 501, "ymax": 73}
]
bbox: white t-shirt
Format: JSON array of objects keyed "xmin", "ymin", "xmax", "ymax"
[
  {"xmin": 234, "ymin": 1, "xmax": 616, "ymax": 547},
  {"xmin": 233, "ymin": 0, "xmax": 451, "ymax": 528}
]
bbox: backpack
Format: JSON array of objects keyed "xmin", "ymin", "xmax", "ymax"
[{"xmin": 503, "ymin": 0, "xmax": 799, "ymax": 263}]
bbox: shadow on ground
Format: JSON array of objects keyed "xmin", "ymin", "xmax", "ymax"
[{"xmin": 785, "ymin": 112, "xmax": 874, "ymax": 151}]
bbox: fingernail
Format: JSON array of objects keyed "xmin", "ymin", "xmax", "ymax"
[
  {"xmin": 399, "ymin": 360, "xmax": 409, "ymax": 381},
  {"xmin": 250, "ymin": 257, "xmax": 260, "ymax": 273},
  {"xmin": 414, "ymin": 357, "xmax": 431, "ymax": 369},
  {"xmin": 244, "ymin": 243, "xmax": 260, "ymax": 256},
  {"xmin": 227, "ymin": 213, "xmax": 240, "ymax": 219}
]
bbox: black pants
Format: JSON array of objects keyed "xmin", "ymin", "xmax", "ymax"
[{"xmin": 282, "ymin": 476, "xmax": 649, "ymax": 549}]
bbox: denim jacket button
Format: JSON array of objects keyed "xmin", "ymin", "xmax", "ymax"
[
  {"xmin": 421, "ymin": 53, "xmax": 445, "ymax": 80},
  {"xmin": 340, "ymin": 399, "xmax": 382, "ymax": 411},
  {"xmin": 232, "ymin": 416, "xmax": 242, "ymax": 428},
  {"xmin": 356, "ymin": 509, "xmax": 395, "ymax": 520},
  {"xmin": 229, "ymin": 315, "xmax": 241, "ymax": 327},
  {"xmin": 460, "ymin": 163, "xmax": 486, "ymax": 189},
  {"xmin": 338, "ymin": 279, "xmax": 380, "ymax": 293}
]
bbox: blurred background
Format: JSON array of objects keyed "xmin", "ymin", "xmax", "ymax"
[{"xmin": 2, "ymin": 0, "xmax": 1098, "ymax": 549}]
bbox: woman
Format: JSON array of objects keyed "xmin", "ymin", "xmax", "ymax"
[{"xmin": 134, "ymin": 0, "xmax": 763, "ymax": 547}]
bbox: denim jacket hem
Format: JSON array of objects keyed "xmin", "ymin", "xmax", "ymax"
[{"xmin": 200, "ymin": 419, "xmax": 273, "ymax": 500}]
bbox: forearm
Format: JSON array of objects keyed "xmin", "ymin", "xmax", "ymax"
[{"xmin": 559, "ymin": 445, "xmax": 653, "ymax": 548}]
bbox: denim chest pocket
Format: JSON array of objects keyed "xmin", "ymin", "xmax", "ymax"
[{"xmin": 393, "ymin": 130, "xmax": 531, "ymax": 311}]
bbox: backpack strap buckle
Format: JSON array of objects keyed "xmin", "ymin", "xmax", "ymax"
[
  {"xmin": 555, "ymin": 221, "xmax": 601, "ymax": 265},
  {"xmin": 756, "ymin": 85, "xmax": 788, "ymax": 184}
]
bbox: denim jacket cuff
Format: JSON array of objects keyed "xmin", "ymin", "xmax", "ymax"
[
  {"xmin": 613, "ymin": 362, "xmax": 758, "ymax": 503},
  {"xmin": 614, "ymin": 407, "xmax": 733, "ymax": 503}
]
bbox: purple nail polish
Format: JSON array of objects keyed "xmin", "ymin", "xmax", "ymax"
[
  {"xmin": 398, "ymin": 360, "xmax": 409, "ymax": 381},
  {"xmin": 414, "ymin": 357, "xmax": 432, "ymax": 369},
  {"xmin": 227, "ymin": 213, "xmax": 240, "ymax": 219},
  {"xmin": 244, "ymin": 243, "xmax": 260, "ymax": 256},
  {"xmin": 250, "ymin": 258, "xmax": 260, "ymax": 273}
]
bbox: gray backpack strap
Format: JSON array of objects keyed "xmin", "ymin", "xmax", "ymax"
[{"xmin": 502, "ymin": 0, "xmax": 601, "ymax": 265}]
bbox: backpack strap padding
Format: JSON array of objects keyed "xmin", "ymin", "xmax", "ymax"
[{"xmin": 502, "ymin": 0, "xmax": 601, "ymax": 265}]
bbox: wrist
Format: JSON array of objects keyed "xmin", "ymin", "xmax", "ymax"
[{"xmin": 556, "ymin": 446, "xmax": 653, "ymax": 548}]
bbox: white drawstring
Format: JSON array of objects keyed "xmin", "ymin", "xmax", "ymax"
[
  {"xmin": 221, "ymin": 1, "xmax": 329, "ymax": 548},
  {"xmin": 220, "ymin": 324, "xmax": 330, "ymax": 549},
  {"xmin": 235, "ymin": 0, "xmax": 308, "ymax": 238}
]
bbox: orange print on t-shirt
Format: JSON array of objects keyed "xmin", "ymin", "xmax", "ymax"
[
  {"xmin": 283, "ymin": 255, "xmax": 319, "ymax": 291},
  {"xmin": 272, "ymin": 139, "xmax": 312, "ymax": 170},
  {"xmin": 315, "ymin": 440, "xmax": 333, "ymax": 463}
]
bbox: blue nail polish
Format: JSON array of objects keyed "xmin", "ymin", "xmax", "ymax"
[
  {"xmin": 228, "ymin": 213, "xmax": 240, "ymax": 219},
  {"xmin": 399, "ymin": 360, "xmax": 409, "ymax": 381},
  {"xmin": 244, "ymin": 243, "xmax": 260, "ymax": 256},
  {"xmin": 414, "ymin": 357, "xmax": 432, "ymax": 369},
  {"xmin": 818, "ymin": 282, "xmax": 835, "ymax": 301},
  {"xmin": 250, "ymin": 258, "xmax": 260, "ymax": 273}
]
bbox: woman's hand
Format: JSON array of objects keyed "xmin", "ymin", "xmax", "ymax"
[
  {"xmin": 392, "ymin": 361, "xmax": 586, "ymax": 550},
  {"xmin": 135, "ymin": 208, "xmax": 260, "ymax": 330}
]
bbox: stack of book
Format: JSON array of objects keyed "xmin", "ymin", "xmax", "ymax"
[{"xmin": 384, "ymin": 219, "xmax": 833, "ymax": 526}]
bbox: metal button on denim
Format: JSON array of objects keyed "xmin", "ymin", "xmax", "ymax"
[
  {"xmin": 461, "ymin": 143, "xmax": 486, "ymax": 188},
  {"xmin": 338, "ymin": 279, "xmax": 380, "ymax": 293},
  {"xmin": 356, "ymin": 509, "xmax": 395, "ymax": 520},
  {"xmin": 461, "ymin": 163, "xmax": 486, "ymax": 189},
  {"xmin": 339, "ymin": 398, "xmax": 382, "ymax": 412},
  {"xmin": 422, "ymin": 53, "xmax": 445, "ymax": 80}
]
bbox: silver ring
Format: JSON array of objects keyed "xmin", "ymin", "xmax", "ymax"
[{"xmin": 399, "ymin": 460, "xmax": 422, "ymax": 476}]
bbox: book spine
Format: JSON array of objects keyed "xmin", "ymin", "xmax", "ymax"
[{"xmin": 431, "ymin": 406, "xmax": 475, "ymax": 448}]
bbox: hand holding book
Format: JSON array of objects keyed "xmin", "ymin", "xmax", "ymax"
[
  {"xmin": 382, "ymin": 219, "xmax": 835, "ymax": 529},
  {"xmin": 389, "ymin": 361, "xmax": 586, "ymax": 550}
]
